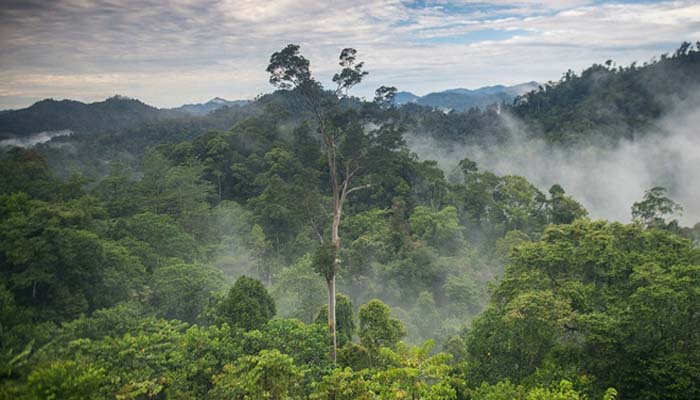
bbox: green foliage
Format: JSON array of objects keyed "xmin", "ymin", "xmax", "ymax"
[
  {"xmin": 210, "ymin": 349, "xmax": 303, "ymax": 400},
  {"xmin": 0, "ymin": 96, "xmax": 163, "ymax": 137},
  {"xmin": 525, "ymin": 380, "xmax": 583, "ymax": 400},
  {"xmin": 117, "ymin": 212, "xmax": 198, "ymax": 265},
  {"xmin": 472, "ymin": 379, "xmax": 618, "ymax": 400},
  {"xmin": 409, "ymin": 205, "xmax": 463, "ymax": 254},
  {"xmin": 0, "ymin": 340, "xmax": 33, "ymax": 379},
  {"xmin": 545, "ymin": 185, "xmax": 588, "ymax": 225},
  {"xmin": 312, "ymin": 243, "xmax": 337, "ymax": 282},
  {"xmin": 0, "ymin": 192, "xmax": 145, "ymax": 321},
  {"xmin": 631, "ymin": 186, "xmax": 683, "ymax": 228},
  {"xmin": 465, "ymin": 220, "xmax": 700, "ymax": 399},
  {"xmin": 494, "ymin": 230, "xmax": 531, "ymax": 262},
  {"xmin": 337, "ymin": 342, "xmax": 372, "ymax": 371},
  {"xmin": 317, "ymin": 341, "xmax": 465, "ymax": 400},
  {"xmin": 267, "ymin": 44, "xmax": 312, "ymax": 90},
  {"xmin": 310, "ymin": 367, "xmax": 376, "ymax": 400},
  {"xmin": 27, "ymin": 360, "xmax": 107, "ymax": 400},
  {"xmin": 340, "ymin": 208, "xmax": 399, "ymax": 296},
  {"xmin": 373, "ymin": 341, "xmax": 463, "ymax": 400},
  {"xmin": 140, "ymin": 149, "xmax": 214, "ymax": 233},
  {"xmin": 58, "ymin": 302, "xmax": 148, "ymax": 340},
  {"xmin": 359, "ymin": 299, "xmax": 406, "ymax": 353},
  {"xmin": 450, "ymin": 164, "xmax": 574, "ymax": 241},
  {"xmin": 333, "ymin": 48, "xmax": 369, "ymax": 96},
  {"xmin": 241, "ymin": 318, "xmax": 331, "ymax": 385},
  {"xmin": 151, "ymin": 263, "xmax": 224, "ymax": 323},
  {"xmin": 315, "ymin": 294, "xmax": 355, "ymax": 347},
  {"xmin": 2, "ymin": 42, "xmax": 699, "ymax": 400},
  {"xmin": 471, "ymin": 379, "xmax": 526, "ymax": 400},
  {"xmin": 33, "ymin": 316, "xmax": 241, "ymax": 399},
  {"xmin": 511, "ymin": 42, "xmax": 700, "ymax": 142},
  {"xmin": 410, "ymin": 291, "xmax": 440, "ymax": 341},
  {"xmin": 204, "ymin": 200, "xmax": 264, "ymax": 280},
  {"xmin": 272, "ymin": 254, "xmax": 326, "ymax": 323},
  {"xmin": 247, "ymin": 145, "xmax": 317, "ymax": 249},
  {"xmin": 380, "ymin": 243, "xmax": 441, "ymax": 305},
  {"xmin": 374, "ymin": 85, "xmax": 398, "ymax": 108},
  {"xmin": 0, "ymin": 148, "xmax": 71, "ymax": 201},
  {"xmin": 217, "ymin": 276, "xmax": 275, "ymax": 331}
]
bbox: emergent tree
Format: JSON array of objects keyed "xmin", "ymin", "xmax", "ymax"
[{"xmin": 266, "ymin": 44, "xmax": 372, "ymax": 361}]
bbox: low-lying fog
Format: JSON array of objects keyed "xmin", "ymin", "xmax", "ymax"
[
  {"xmin": 0, "ymin": 130, "xmax": 72, "ymax": 148},
  {"xmin": 408, "ymin": 101, "xmax": 700, "ymax": 226}
]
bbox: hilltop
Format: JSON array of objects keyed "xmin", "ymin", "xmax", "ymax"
[{"xmin": 395, "ymin": 81, "xmax": 538, "ymax": 111}]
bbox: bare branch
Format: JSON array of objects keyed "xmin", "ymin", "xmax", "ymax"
[
  {"xmin": 346, "ymin": 164, "xmax": 362, "ymax": 182},
  {"xmin": 346, "ymin": 183, "xmax": 371, "ymax": 196},
  {"xmin": 304, "ymin": 200, "xmax": 324, "ymax": 244}
]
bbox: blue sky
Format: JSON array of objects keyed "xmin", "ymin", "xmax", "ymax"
[{"xmin": 0, "ymin": 0, "xmax": 698, "ymax": 109}]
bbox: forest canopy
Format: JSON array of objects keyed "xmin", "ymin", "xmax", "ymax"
[{"xmin": 1, "ymin": 42, "xmax": 699, "ymax": 399}]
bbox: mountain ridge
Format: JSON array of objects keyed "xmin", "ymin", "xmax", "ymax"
[
  {"xmin": 0, "ymin": 84, "xmax": 537, "ymax": 138},
  {"xmin": 396, "ymin": 81, "xmax": 539, "ymax": 110},
  {"xmin": 0, "ymin": 96, "xmax": 255, "ymax": 138},
  {"xmin": 0, "ymin": 95, "xmax": 170, "ymax": 138},
  {"xmin": 169, "ymin": 97, "xmax": 249, "ymax": 115}
]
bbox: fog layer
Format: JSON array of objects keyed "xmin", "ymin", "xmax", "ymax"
[
  {"xmin": 0, "ymin": 129, "xmax": 72, "ymax": 148},
  {"xmin": 408, "ymin": 101, "xmax": 700, "ymax": 226}
]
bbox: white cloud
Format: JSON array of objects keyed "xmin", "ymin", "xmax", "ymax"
[
  {"xmin": 406, "ymin": 93, "xmax": 700, "ymax": 226},
  {"xmin": 0, "ymin": 0, "xmax": 698, "ymax": 108}
]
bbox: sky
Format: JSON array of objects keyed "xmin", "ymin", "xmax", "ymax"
[{"xmin": 1, "ymin": 0, "xmax": 699, "ymax": 110}]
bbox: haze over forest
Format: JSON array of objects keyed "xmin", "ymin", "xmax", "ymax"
[{"xmin": 1, "ymin": 1, "xmax": 700, "ymax": 399}]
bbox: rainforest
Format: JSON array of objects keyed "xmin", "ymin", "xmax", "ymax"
[{"xmin": 1, "ymin": 3, "xmax": 700, "ymax": 399}]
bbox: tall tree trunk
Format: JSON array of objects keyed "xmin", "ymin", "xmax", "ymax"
[
  {"xmin": 327, "ymin": 275, "xmax": 337, "ymax": 361},
  {"xmin": 266, "ymin": 46, "xmax": 369, "ymax": 364},
  {"xmin": 328, "ymin": 193, "xmax": 342, "ymax": 362},
  {"xmin": 217, "ymin": 174, "xmax": 222, "ymax": 202}
]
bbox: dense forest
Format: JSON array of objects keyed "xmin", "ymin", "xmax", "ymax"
[
  {"xmin": 402, "ymin": 40, "xmax": 700, "ymax": 145},
  {"xmin": 1, "ymin": 42, "xmax": 699, "ymax": 399}
]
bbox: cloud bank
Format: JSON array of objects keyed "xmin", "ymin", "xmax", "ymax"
[
  {"xmin": 1, "ymin": 0, "xmax": 699, "ymax": 109},
  {"xmin": 407, "ymin": 97, "xmax": 700, "ymax": 226}
]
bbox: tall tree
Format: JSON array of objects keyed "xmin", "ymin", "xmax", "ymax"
[
  {"xmin": 631, "ymin": 186, "xmax": 682, "ymax": 228},
  {"xmin": 266, "ymin": 44, "xmax": 371, "ymax": 361},
  {"xmin": 216, "ymin": 276, "xmax": 276, "ymax": 331}
]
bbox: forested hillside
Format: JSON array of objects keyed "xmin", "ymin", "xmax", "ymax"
[
  {"xmin": 0, "ymin": 96, "xmax": 176, "ymax": 139},
  {"xmin": 1, "ymin": 43, "xmax": 699, "ymax": 399},
  {"xmin": 406, "ymin": 41, "xmax": 700, "ymax": 145},
  {"xmin": 171, "ymin": 98, "xmax": 249, "ymax": 116}
]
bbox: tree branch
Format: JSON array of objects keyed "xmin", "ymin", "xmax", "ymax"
[
  {"xmin": 345, "ymin": 183, "xmax": 371, "ymax": 196},
  {"xmin": 304, "ymin": 200, "xmax": 324, "ymax": 244}
]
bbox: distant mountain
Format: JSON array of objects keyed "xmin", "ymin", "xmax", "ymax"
[
  {"xmin": 0, "ymin": 95, "xmax": 171, "ymax": 138},
  {"xmin": 0, "ymin": 83, "xmax": 535, "ymax": 139},
  {"xmin": 396, "ymin": 81, "xmax": 539, "ymax": 111},
  {"xmin": 394, "ymin": 91, "xmax": 420, "ymax": 104},
  {"xmin": 171, "ymin": 97, "xmax": 249, "ymax": 115}
]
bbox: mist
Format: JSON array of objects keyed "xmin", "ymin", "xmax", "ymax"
[
  {"xmin": 0, "ymin": 129, "xmax": 72, "ymax": 148},
  {"xmin": 407, "ymin": 100, "xmax": 700, "ymax": 226}
]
